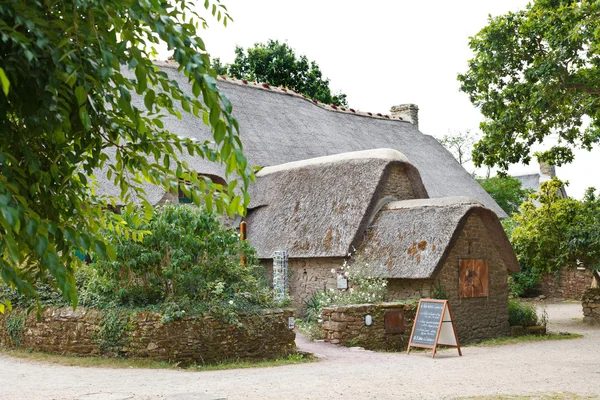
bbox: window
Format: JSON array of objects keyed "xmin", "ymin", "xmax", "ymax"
[{"xmin": 459, "ymin": 259, "xmax": 489, "ymax": 298}]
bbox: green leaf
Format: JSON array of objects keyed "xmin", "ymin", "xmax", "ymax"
[
  {"xmin": 0, "ymin": 68, "xmax": 9, "ymax": 96},
  {"xmin": 135, "ymin": 64, "xmax": 148, "ymax": 93},
  {"xmin": 5, "ymin": 234, "xmax": 18, "ymax": 263},
  {"xmin": 93, "ymin": 240, "xmax": 107, "ymax": 258},
  {"xmin": 79, "ymin": 108, "xmax": 92, "ymax": 131},
  {"xmin": 144, "ymin": 90, "xmax": 155, "ymax": 111},
  {"xmin": 35, "ymin": 235, "xmax": 49, "ymax": 257},
  {"xmin": 75, "ymin": 86, "xmax": 87, "ymax": 106},
  {"xmin": 63, "ymin": 226, "xmax": 77, "ymax": 244}
]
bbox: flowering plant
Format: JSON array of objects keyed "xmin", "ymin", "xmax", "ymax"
[{"xmin": 303, "ymin": 252, "xmax": 388, "ymax": 322}]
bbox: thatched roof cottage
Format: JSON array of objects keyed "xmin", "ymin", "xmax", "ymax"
[
  {"xmin": 101, "ymin": 63, "xmax": 519, "ymax": 342},
  {"xmin": 247, "ymin": 149, "xmax": 518, "ymax": 343}
]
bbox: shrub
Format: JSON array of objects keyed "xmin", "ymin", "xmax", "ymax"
[
  {"xmin": 1, "ymin": 204, "xmax": 285, "ymax": 324},
  {"xmin": 508, "ymin": 299, "xmax": 539, "ymax": 327}
]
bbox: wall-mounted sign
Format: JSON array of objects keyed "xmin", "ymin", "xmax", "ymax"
[
  {"xmin": 337, "ymin": 275, "xmax": 348, "ymax": 290},
  {"xmin": 407, "ymin": 299, "xmax": 461, "ymax": 358}
]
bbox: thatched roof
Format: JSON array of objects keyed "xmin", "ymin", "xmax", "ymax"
[
  {"xmin": 359, "ymin": 197, "xmax": 519, "ymax": 279},
  {"xmin": 245, "ymin": 149, "xmax": 428, "ymax": 259},
  {"xmin": 514, "ymin": 173, "xmax": 541, "ymax": 192},
  {"xmin": 96, "ymin": 62, "xmax": 506, "ymax": 217}
]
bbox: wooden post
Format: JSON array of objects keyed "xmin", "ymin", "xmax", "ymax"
[{"xmin": 240, "ymin": 221, "xmax": 247, "ymax": 269}]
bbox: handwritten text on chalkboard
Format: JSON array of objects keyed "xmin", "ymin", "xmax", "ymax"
[{"xmin": 411, "ymin": 301, "xmax": 444, "ymax": 346}]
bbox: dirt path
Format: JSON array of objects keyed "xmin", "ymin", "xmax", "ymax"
[{"xmin": 1, "ymin": 302, "xmax": 598, "ymax": 400}]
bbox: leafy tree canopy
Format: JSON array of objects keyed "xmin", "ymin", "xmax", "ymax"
[
  {"xmin": 507, "ymin": 178, "xmax": 600, "ymax": 282},
  {"xmin": 0, "ymin": 0, "xmax": 252, "ymax": 311},
  {"xmin": 477, "ymin": 175, "xmax": 532, "ymax": 216},
  {"xmin": 214, "ymin": 39, "xmax": 348, "ymax": 106},
  {"xmin": 438, "ymin": 130, "xmax": 478, "ymax": 166},
  {"xmin": 458, "ymin": 0, "xmax": 600, "ymax": 170}
]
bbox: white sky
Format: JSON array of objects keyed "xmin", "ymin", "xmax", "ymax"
[{"xmin": 184, "ymin": 0, "xmax": 599, "ymax": 198}]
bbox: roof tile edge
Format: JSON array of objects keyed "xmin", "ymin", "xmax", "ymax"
[{"xmin": 154, "ymin": 60, "xmax": 410, "ymax": 123}]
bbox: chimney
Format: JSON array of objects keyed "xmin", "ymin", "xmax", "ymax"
[
  {"xmin": 390, "ymin": 104, "xmax": 419, "ymax": 129},
  {"xmin": 539, "ymin": 161, "xmax": 556, "ymax": 178}
]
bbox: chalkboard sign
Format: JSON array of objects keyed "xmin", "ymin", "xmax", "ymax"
[{"xmin": 407, "ymin": 299, "xmax": 462, "ymax": 358}]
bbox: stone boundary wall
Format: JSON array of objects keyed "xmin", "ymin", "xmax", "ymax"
[
  {"xmin": 539, "ymin": 268, "xmax": 593, "ymax": 299},
  {"xmin": 0, "ymin": 307, "xmax": 295, "ymax": 364},
  {"xmin": 321, "ymin": 302, "xmax": 416, "ymax": 351},
  {"xmin": 582, "ymin": 288, "xmax": 600, "ymax": 325}
]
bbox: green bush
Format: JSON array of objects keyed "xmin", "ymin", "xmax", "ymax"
[
  {"xmin": 508, "ymin": 265, "xmax": 543, "ymax": 298},
  {"xmin": 1, "ymin": 204, "xmax": 285, "ymax": 324},
  {"xmin": 508, "ymin": 299, "xmax": 539, "ymax": 327}
]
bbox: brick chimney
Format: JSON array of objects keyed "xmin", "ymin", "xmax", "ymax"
[
  {"xmin": 390, "ymin": 104, "xmax": 419, "ymax": 129},
  {"xmin": 539, "ymin": 161, "xmax": 556, "ymax": 178}
]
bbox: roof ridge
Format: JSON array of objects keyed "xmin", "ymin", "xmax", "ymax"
[
  {"xmin": 153, "ymin": 60, "xmax": 408, "ymax": 123},
  {"xmin": 217, "ymin": 75, "xmax": 407, "ymax": 122},
  {"xmin": 256, "ymin": 148, "xmax": 411, "ymax": 177}
]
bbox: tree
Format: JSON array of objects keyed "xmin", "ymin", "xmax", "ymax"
[
  {"xmin": 458, "ymin": 0, "xmax": 600, "ymax": 170},
  {"xmin": 438, "ymin": 130, "xmax": 478, "ymax": 166},
  {"xmin": 0, "ymin": 0, "xmax": 252, "ymax": 311},
  {"xmin": 508, "ymin": 178, "xmax": 600, "ymax": 283},
  {"xmin": 477, "ymin": 176, "xmax": 532, "ymax": 216},
  {"xmin": 215, "ymin": 39, "xmax": 348, "ymax": 106}
]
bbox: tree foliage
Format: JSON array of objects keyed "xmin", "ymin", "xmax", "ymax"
[
  {"xmin": 214, "ymin": 39, "xmax": 348, "ymax": 106},
  {"xmin": 477, "ymin": 175, "xmax": 532, "ymax": 216},
  {"xmin": 438, "ymin": 130, "xmax": 478, "ymax": 166},
  {"xmin": 0, "ymin": 0, "xmax": 252, "ymax": 310},
  {"xmin": 458, "ymin": 0, "xmax": 600, "ymax": 170},
  {"xmin": 507, "ymin": 178, "xmax": 600, "ymax": 282}
]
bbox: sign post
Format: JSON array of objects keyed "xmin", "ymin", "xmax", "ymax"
[{"xmin": 407, "ymin": 299, "xmax": 461, "ymax": 358}]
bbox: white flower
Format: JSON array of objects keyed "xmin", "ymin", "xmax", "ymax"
[
  {"xmin": 344, "ymin": 272, "xmax": 349, "ymax": 277},
  {"xmin": 229, "ymin": 300, "xmax": 234, "ymax": 305},
  {"xmin": 331, "ymin": 268, "xmax": 336, "ymax": 274}
]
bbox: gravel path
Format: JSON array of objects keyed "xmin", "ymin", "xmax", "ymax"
[{"xmin": 1, "ymin": 302, "xmax": 599, "ymax": 400}]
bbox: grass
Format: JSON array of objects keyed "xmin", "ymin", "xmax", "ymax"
[
  {"xmin": 470, "ymin": 332, "xmax": 582, "ymax": 347},
  {"xmin": 0, "ymin": 348, "xmax": 315, "ymax": 371},
  {"xmin": 453, "ymin": 392, "xmax": 597, "ymax": 399}
]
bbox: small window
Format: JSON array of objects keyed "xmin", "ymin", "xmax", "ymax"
[{"xmin": 459, "ymin": 259, "xmax": 489, "ymax": 298}]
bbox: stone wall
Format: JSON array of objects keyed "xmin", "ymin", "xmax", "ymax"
[
  {"xmin": 0, "ymin": 307, "xmax": 295, "ymax": 364},
  {"xmin": 380, "ymin": 165, "xmax": 416, "ymax": 200},
  {"xmin": 539, "ymin": 268, "xmax": 593, "ymax": 299},
  {"xmin": 321, "ymin": 302, "xmax": 416, "ymax": 350},
  {"xmin": 283, "ymin": 258, "xmax": 344, "ymax": 311},
  {"xmin": 435, "ymin": 213, "xmax": 511, "ymax": 343},
  {"xmin": 582, "ymin": 288, "xmax": 600, "ymax": 325},
  {"xmin": 386, "ymin": 278, "xmax": 433, "ymax": 300}
]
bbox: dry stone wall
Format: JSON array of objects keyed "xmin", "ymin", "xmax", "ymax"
[
  {"xmin": 582, "ymin": 288, "xmax": 600, "ymax": 325},
  {"xmin": 0, "ymin": 307, "xmax": 295, "ymax": 364},
  {"xmin": 321, "ymin": 302, "xmax": 416, "ymax": 351},
  {"xmin": 540, "ymin": 268, "xmax": 593, "ymax": 299}
]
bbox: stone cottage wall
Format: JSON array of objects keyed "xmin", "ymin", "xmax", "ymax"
[
  {"xmin": 321, "ymin": 302, "xmax": 416, "ymax": 350},
  {"xmin": 0, "ymin": 307, "xmax": 295, "ymax": 364},
  {"xmin": 582, "ymin": 288, "xmax": 600, "ymax": 325},
  {"xmin": 435, "ymin": 214, "xmax": 511, "ymax": 343},
  {"xmin": 386, "ymin": 278, "xmax": 434, "ymax": 300},
  {"xmin": 539, "ymin": 267, "xmax": 593, "ymax": 299},
  {"xmin": 380, "ymin": 165, "xmax": 416, "ymax": 200},
  {"xmin": 261, "ymin": 258, "xmax": 345, "ymax": 312}
]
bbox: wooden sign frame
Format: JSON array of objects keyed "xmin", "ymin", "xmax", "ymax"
[{"xmin": 407, "ymin": 299, "xmax": 462, "ymax": 358}]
